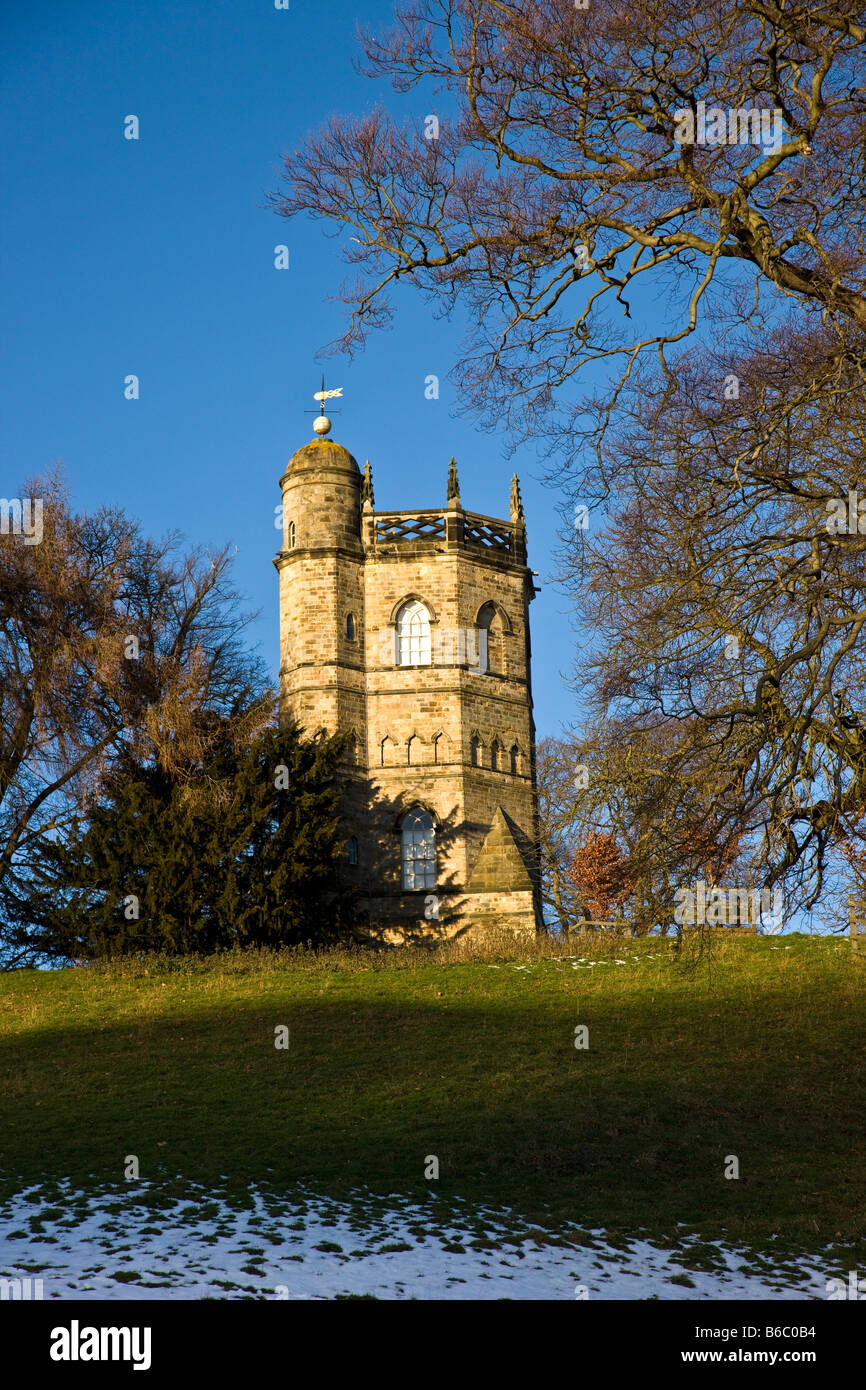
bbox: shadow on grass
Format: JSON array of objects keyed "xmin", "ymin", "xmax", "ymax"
[{"xmin": 1, "ymin": 981, "xmax": 864, "ymax": 1247}]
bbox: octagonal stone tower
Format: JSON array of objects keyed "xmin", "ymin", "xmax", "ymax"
[{"xmin": 274, "ymin": 423, "xmax": 542, "ymax": 941}]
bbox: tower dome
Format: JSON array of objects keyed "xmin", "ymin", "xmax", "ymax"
[
  {"xmin": 279, "ymin": 435, "xmax": 362, "ymax": 554},
  {"xmin": 283, "ymin": 435, "xmax": 361, "ymax": 482}
]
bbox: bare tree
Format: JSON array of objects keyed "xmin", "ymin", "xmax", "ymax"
[
  {"xmin": 565, "ymin": 332, "xmax": 866, "ymax": 914},
  {"xmin": 536, "ymin": 735, "xmax": 590, "ymax": 930},
  {"xmin": 270, "ymin": 0, "xmax": 866, "ymax": 461},
  {"xmin": 0, "ymin": 472, "xmax": 271, "ymax": 965},
  {"xmin": 539, "ymin": 722, "xmax": 746, "ymax": 934}
]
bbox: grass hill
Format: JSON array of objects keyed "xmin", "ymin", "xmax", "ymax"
[{"xmin": 1, "ymin": 931, "xmax": 864, "ymax": 1262}]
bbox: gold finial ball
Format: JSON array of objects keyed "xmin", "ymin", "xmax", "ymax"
[{"xmin": 313, "ymin": 414, "xmax": 331, "ymax": 436}]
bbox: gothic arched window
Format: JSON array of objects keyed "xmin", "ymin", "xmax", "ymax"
[
  {"xmin": 347, "ymin": 836, "xmax": 358, "ymax": 866},
  {"xmin": 470, "ymin": 735, "xmax": 481, "ymax": 767},
  {"xmin": 396, "ymin": 599, "xmax": 431, "ymax": 666},
  {"xmin": 288, "ymin": 521, "xmax": 296, "ymax": 549},
  {"xmin": 491, "ymin": 739, "xmax": 500, "ymax": 772},
  {"xmin": 476, "ymin": 601, "xmax": 507, "ymax": 675},
  {"xmin": 401, "ymin": 809, "xmax": 436, "ymax": 890},
  {"xmin": 510, "ymin": 743, "xmax": 519, "ymax": 776},
  {"xmin": 346, "ymin": 612, "xmax": 356, "ymax": 641}
]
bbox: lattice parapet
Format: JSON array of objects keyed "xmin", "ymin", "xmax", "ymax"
[
  {"xmin": 369, "ymin": 507, "xmax": 525, "ymax": 561},
  {"xmin": 463, "ymin": 515, "xmax": 514, "ymax": 554},
  {"xmin": 374, "ymin": 511, "xmax": 446, "ymax": 544}
]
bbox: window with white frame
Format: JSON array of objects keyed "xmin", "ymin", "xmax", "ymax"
[
  {"xmin": 396, "ymin": 600, "xmax": 431, "ymax": 666},
  {"xmin": 401, "ymin": 809, "xmax": 436, "ymax": 890}
]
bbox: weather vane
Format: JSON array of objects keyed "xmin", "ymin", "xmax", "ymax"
[{"xmin": 307, "ymin": 375, "xmax": 343, "ymax": 436}]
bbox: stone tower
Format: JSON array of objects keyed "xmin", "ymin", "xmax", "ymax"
[{"xmin": 274, "ymin": 411, "xmax": 541, "ymax": 940}]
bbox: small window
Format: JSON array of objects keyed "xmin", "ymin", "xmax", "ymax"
[
  {"xmin": 491, "ymin": 740, "xmax": 500, "ymax": 772},
  {"xmin": 471, "ymin": 736, "xmax": 481, "ymax": 767},
  {"xmin": 347, "ymin": 836, "xmax": 358, "ymax": 866},
  {"xmin": 510, "ymin": 744, "xmax": 519, "ymax": 775},
  {"xmin": 401, "ymin": 810, "xmax": 436, "ymax": 890},
  {"xmin": 346, "ymin": 613, "xmax": 355, "ymax": 641},
  {"xmin": 288, "ymin": 521, "xmax": 296, "ymax": 549}
]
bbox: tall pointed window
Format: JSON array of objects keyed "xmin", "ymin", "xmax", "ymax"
[
  {"xmin": 477, "ymin": 601, "xmax": 507, "ymax": 675},
  {"xmin": 396, "ymin": 600, "xmax": 431, "ymax": 666},
  {"xmin": 401, "ymin": 809, "xmax": 436, "ymax": 890},
  {"xmin": 288, "ymin": 521, "xmax": 296, "ymax": 549}
]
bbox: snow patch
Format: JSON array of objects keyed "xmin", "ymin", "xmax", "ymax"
[{"xmin": 0, "ymin": 1182, "xmax": 831, "ymax": 1301}]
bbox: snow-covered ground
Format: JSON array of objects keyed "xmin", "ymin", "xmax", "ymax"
[{"xmin": 0, "ymin": 1181, "xmax": 837, "ymax": 1300}]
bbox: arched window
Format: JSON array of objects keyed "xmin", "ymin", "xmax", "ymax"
[
  {"xmin": 433, "ymin": 732, "xmax": 449, "ymax": 765},
  {"xmin": 396, "ymin": 600, "xmax": 431, "ymax": 666},
  {"xmin": 346, "ymin": 613, "xmax": 355, "ymax": 641},
  {"xmin": 288, "ymin": 521, "xmax": 296, "ymax": 549},
  {"xmin": 491, "ymin": 740, "xmax": 500, "ymax": 772},
  {"xmin": 347, "ymin": 836, "xmax": 358, "ymax": 866},
  {"xmin": 476, "ymin": 601, "xmax": 508, "ymax": 675},
  {"xmin": 510, "ymin": 743, "xmax": 519, "ymax": 776},
  {"xmin": 401, "ymin": 809, "xmax": 436, "ymax": 890},
  {"xmin": 470, "ymin": 735, "xmax": 481, "ymax": 767}
]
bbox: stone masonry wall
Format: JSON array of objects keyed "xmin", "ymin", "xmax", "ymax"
[{"xmin": 276, "ymin": 438, "xmax": 541, "ymax": 938}]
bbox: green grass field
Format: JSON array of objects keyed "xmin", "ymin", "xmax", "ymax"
[{"xmin": 1, "ymin": 932, "xmax": 864, "ymax": 1262}]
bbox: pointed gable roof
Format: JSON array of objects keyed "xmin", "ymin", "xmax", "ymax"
[{"xmin": 467, "ymin": 807, "xmax": 534, "ymax": 893}]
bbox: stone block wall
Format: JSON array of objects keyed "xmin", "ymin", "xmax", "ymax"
[{"xmin": 276, "ymin": 437, "xmax": 542, "ymax": 938}]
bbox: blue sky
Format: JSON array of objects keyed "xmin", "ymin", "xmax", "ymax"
[{"xmin": 1, "ymin": 0, "xmax": 595, "ymax": 738}]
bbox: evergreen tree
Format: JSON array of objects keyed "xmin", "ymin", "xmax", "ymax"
[{"xmin": 26, "ymin": 724, "xmax": 355, "ymax": 959}]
